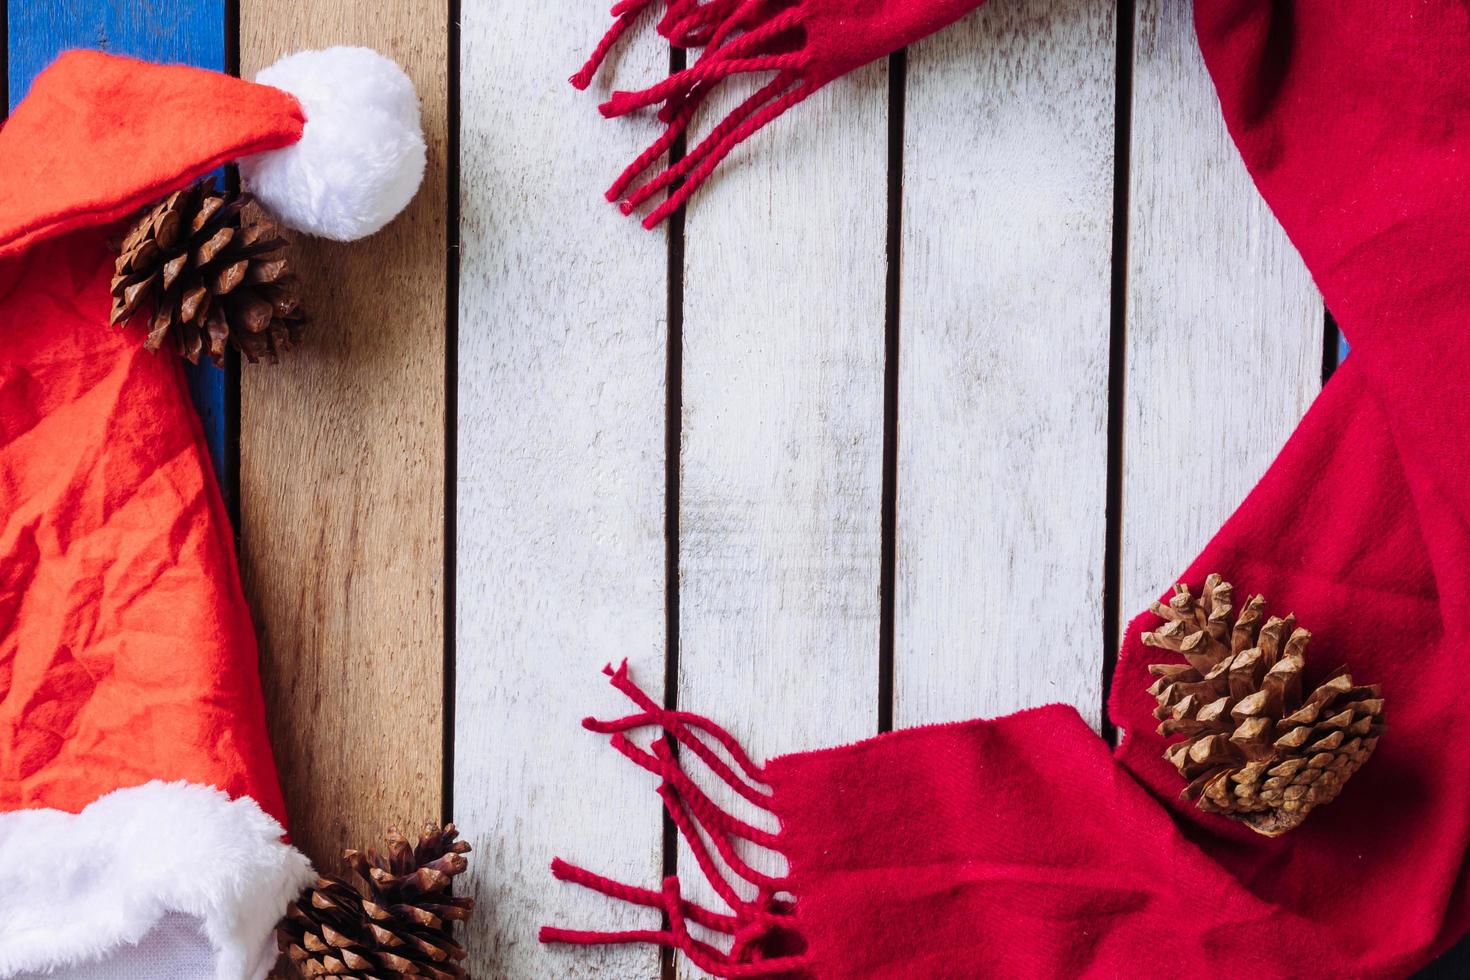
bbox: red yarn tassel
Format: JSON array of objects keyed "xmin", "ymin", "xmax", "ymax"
[
  {"xmin": 571, "ymin": 0, "xmax": 814, "ymax": 228},
  {"xmin": 541, "ymin": 661, "xmax": 811, "ymax": 978},
  {"xmin": 570, "ymin": 0, "xmax": 660, "ymax": 90}
]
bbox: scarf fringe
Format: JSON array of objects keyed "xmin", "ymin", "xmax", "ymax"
[
  {"xmin": 541, "ymin": 661, "xmax": 811, "ymax": 978},
  {"xmin": 571, "ymin": 0, "xmax": 815, "ymax": 228}
]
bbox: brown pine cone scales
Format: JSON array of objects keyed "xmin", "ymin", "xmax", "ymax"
[
  {"xmin": 277, "ymin": 823, "xmax": 475, "ymax": 979},
  {"xmin": 110, "ymin": 178, "xmax": 306, "ymax": 366},
  {"xmin": 1142, "ymin": 574, "xmax": 1384, "ymax": 836}
]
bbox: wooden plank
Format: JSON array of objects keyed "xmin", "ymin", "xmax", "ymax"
[
  {"xmin": 6, "ymin": 4, "xmax": 223, "ymax": 127},
  {"xmin": 675, "ymin": 54, "xmax": 889, "ymax": 943},
  {"xmin": 236, "ymin": 2, "xmax": 446, "ymax": 872},
  {"xmin": 1122, "ymin": 0, "xmax": 1322, "ymax": 623},
  {"xmin": 894, "ymin": 0, "xmax": 1116, "ymax": 730},
  {"xmin": 6, "ymin": 1, "xmax": 230, "ymax": 490},
  {"xmin": 453, "ymin": 8, "xmax": 668, "ymax": 979}
]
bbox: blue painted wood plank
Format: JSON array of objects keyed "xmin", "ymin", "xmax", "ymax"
[{"xmin": 6, "ymin": 1, "xmax": 232, "ymax": 496}]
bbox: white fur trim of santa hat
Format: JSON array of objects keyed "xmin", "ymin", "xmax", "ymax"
[
  {"xmin": 0, "ymin": 781, "xmax": 314, "ymax": 980},
  {"xmin": 239, "ymin": 46, "xmax": 427, "ymax": 242}
]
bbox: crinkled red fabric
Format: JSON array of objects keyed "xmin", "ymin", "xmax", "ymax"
[
  {"xmin": 554, "ymin": 1, "xmax": 1470, "ymax": 976},
  {"xmin": 0, "ymin": 52, "xmax": 304, "ymax": 823}
]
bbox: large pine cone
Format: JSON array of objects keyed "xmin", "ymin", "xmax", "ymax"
[
  {"xmin": 278, "ymin": 824, "xmax": 475, "ymax": 979},
  {"xmin": 110, "ymin": 178, "xmax": 306, "ymax": 366},
  {"xmin": 1143, "ymin": 574, "xmax": 1384, "ymax": 836}
]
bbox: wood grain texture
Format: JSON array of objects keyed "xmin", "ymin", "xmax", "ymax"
[
  {"xmin": 5, "ymin": 0, "xmax": 230, "ymax": 489},
  {"xmin": 5, "ymin": 0, "xmax": 221, "ymax": 88},
  {"xmin": 894, "ymin": 0, "xmax": 1116, "ymax": 730},
  {"xmin": 454, "ymin": 6, "xmax": 668, "ymax": 979},
  {"xmin": 1122, "ymin": 0, "xmax": 1322, "ymax": 623},
  {"xmin": 237, "ymin": 0, "xmax": 446, "ymax": 870},
  {"xmin": 674, "ymin": 55, "xmax": 889, "ymax": 953}
]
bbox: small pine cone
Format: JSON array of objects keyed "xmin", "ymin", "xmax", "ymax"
[
  {"xmin": 277, "ymin": 823, "xmax": 476, "ymax": 979},
  {"xmin": 1143, "ymin": 574, "xmax": 1384, "ymax": 837},
  {"xmin": 110, "ymin": 178, "xmax": 307, "ymax": 367}
]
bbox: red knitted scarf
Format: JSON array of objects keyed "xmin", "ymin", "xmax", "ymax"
[{"xmin": 547, "ymin": 1, "xmax": 1470, "ymax": 976}]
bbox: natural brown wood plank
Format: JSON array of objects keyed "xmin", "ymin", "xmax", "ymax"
[{"xmin": 238, "ymin": 1, "xmax": 448, "ymax": 868}]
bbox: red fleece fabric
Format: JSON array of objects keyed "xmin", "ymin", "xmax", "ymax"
[
  {"xmin": 0, "ymin": 52, "xmax": 305, "ymax": 822},
  {"xmin": 546, "ymin": 2, "xmax": 1470, "ymax": 977}
]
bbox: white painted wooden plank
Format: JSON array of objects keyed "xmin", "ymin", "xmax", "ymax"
[
  {"xmin": 1122, "ymin": 0, "xmax": 1322, "ymax": 623},
  {"xmin": 674, "ymin": 59, "xmax": 889, "ymax": 954},
  {"xmin": 894, "ymin": 0, "xmax": 1116, "ymax": 730},
  {"xmin": 454, "ymin": 7, "xmax": 667, "ymax": 977}
]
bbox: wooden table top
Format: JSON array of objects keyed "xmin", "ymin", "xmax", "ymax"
[{"xmin": 5, "ymin": 1, "xmax": 1461, "ymax": 976}]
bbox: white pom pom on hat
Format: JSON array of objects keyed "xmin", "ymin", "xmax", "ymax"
[{"xmin": 239, "ymin": 47, "xmax": 426, "ymax": 242}]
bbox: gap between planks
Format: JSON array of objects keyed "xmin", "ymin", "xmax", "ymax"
[
  {"xmin": 877, "ymin": 47, "xmax": 907, "ymax": 737},
  {"xmin": 1101, "ymin": 0, "xmax": 1137, "ymax": 744},
  {"xmin": 443, "ymin": 0, "xmax": 462, "ymax": 830},
  {"xmin": 659, "ymin": 41, "xmax": 688, "ymax": 980},
  {"xmin": 1, "ymin": 0, "xmax": 9, "ymax": 120}
]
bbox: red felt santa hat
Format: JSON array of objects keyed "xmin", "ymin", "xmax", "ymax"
[{"xmin": 0, "ymin": 48, "xmax": 423, "ymax": 979}]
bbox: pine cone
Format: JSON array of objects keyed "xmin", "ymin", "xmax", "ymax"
[
  {"xmin": 277, "ymin": 823, "xmax": 475, "ymax": 979},
  {"xmin": 110, "ymin": 178, "xmax": 306, "ymax": 366},
  {"xmin": 1142, "ymin": 574, "xmax": 1384, "ymax": 837}
]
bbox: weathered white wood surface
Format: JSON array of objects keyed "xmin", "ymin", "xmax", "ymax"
[
  {"xmin": 1121, "ymin": 0, "xmax": 1322, "ymax": 622},
  {"xmin": 675, "ymin": 57, "xmax": 890, "ymax": 958},
  {"xmin": 454, "ymin": 7, "xmax": 668, "ymax": 978},
  {"xmin": 454, "ymin": 2, "xmax": 1330, "ymax": 977},
  {"xmin": 894, "ymin": 0, "xmax": 1116, "ymax": 731}
]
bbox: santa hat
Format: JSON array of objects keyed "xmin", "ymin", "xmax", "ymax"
[{"xmin": 0, "ymin": 49, "xmax": 424, "ymax": 979}]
